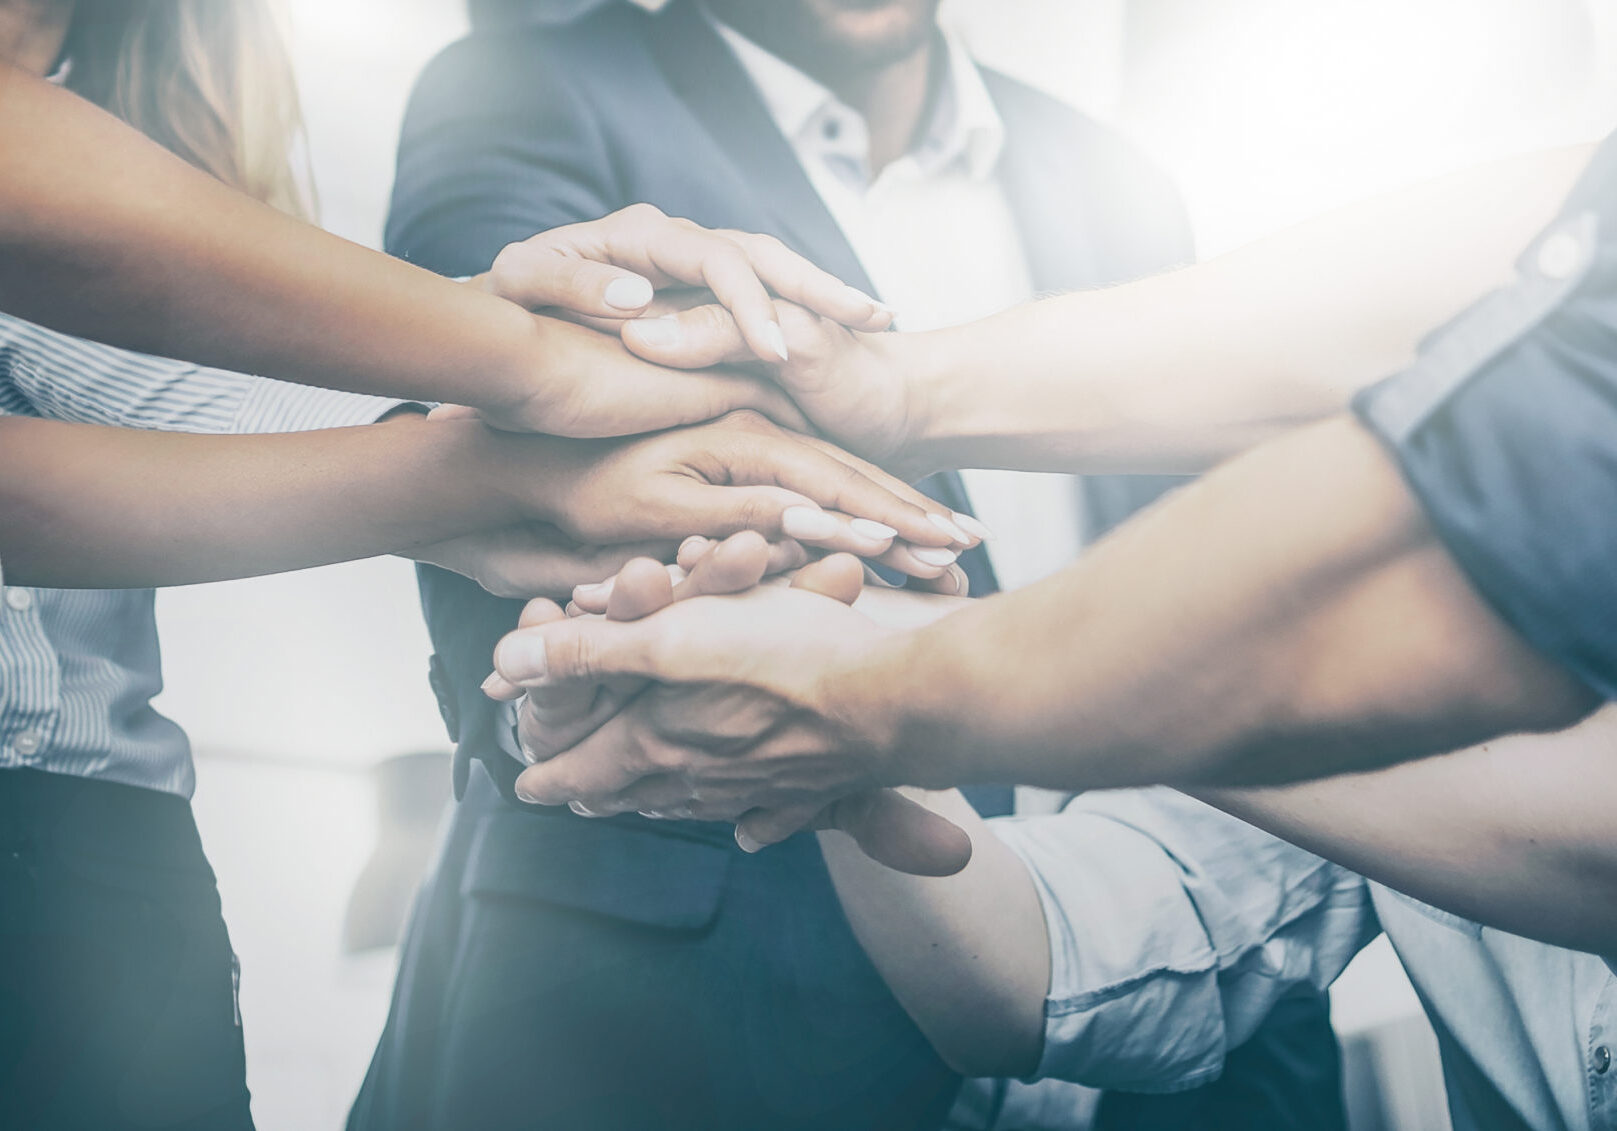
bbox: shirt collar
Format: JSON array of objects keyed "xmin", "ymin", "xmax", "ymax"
[{"xmin": 708, "ymin": 10, "xmax": 1004, "ymax": 184}]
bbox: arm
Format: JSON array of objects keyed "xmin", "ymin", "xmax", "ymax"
[
  {"xmin": 1197, "ymin": 704, "xmax": 1617, "ymax": 956},
  {"xmin": 624, "ymin": 144, "xmax": 1591, "ymax": 475},
  {"xmin": 0, "ymin": 65, "xmax": 880, "ymax": 435},
  {"xmin": 0, "ymin": 407, "xmax": 957, "ymax": 589},
  {"xmin": 823, "ymin": 787, "xmax": 1375, "ymax": 1089}
]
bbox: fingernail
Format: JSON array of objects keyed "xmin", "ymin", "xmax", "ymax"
[
  {"xmin": 929, "ymin": 513, "xmax": 971, "ymax": 544},
  {"xmin": 780, "ymin": 506, "xmax": 839, "ymax": 541},
  {"xmin": 604, "ymin": 274, "xmax": 655, "ymax": 310},
  {"xmin": 941, "ymin": 566, "xmax": 967, "ymax": 596},
  {"xmin": 515, "ymin": 786, "xmax": 540, "ymax": 804},
  {"xmin": 911, "ymin": 547, "xmax": 959, "ymax": 567},
  {"xmin": 569, "ymin": 800, "xmax": 604, "ymax": 818},
  {"xmin": 630, "ymin": 315, "xmax": 682, "ymax": 348},
  {"xmin": 639, "ymin": 810, "xmax": 668, "ymax": 820},
  {"xmin": 496, "ymin": 634, "xmax": 548, "ymax": 682},
  {"xmin": 762, "ymin": 321, "xmax": 790, "ymax": 362},
  {"xmin": 573, "ymin": 581, "xmax": 606, "ymax": 600},
  {"xmin": 848, "ymin": 518, "xmax": 898, "ymax": 541},
  {"xmin": 680, "ymin": 535, "xmax": 709, "ymax": 555},
  {"xmin": 952, "ymin": 512, "xmax": 994, "ymax": 542},
  {"xmin": 843, "ymin": 285, "xmax": 883, "ymax": 310},
  {"xmin": 735, "ymin": 828, "xmax": 763, "ymax": 854},
  {"xmin": 519, "ymin": 741, "xmax": 539, "ymax": 766},
  {"xmin": 480, "ymin": 671, "xmax": 503, "ymax": 695}
]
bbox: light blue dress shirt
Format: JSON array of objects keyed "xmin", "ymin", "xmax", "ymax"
[
  {"xmin": 0, "ymin": 311, "xmax": 406, "ymax": 798},
  {"xmin": 991, "ymin": 787, "xmax": 1617, "ymax": 1130}
]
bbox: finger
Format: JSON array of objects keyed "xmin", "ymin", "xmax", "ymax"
[
  {"xmin": 483, "ymin": 598, "xmax": 568, "ymax": 700},
  {"xmin": 873, "ymin": 540, "xmax": 960, "ymax": 580},
  {"xmin": 512, "ymin": 735, "xmax": 645, "ymax": 807},
  {"xmin": 732, "ymin": 803, "xmax": 822, "ymax": 852},
  {"xmin": 823, "ymin": 790, "xmax": 974, "ymax": 877},
  {"xmin": 605, "ymin": 220, "xmax": 786, "ymax": 363},
  {"xmin": 427, "ymin": 403, "xmax": 480, "ymax": 422},
  {"xmin": 676, "ymin": 535, "xmax": 712, "ymax": 572},
  {"xmin": 780, "ymin": 431, "xmax": 968, "ymax": 548},
  {"xmin": 906, "ymin": 563, "xmax": 970, "ymax": 597},
  {"xmin": 766, "ymin": 539, "xmax": 810, "ymax": 576},
  {"xmin": 718, "ymin": 229, "xmax": 893, "ymax": 331},
  {"xmin": 620, "ymin": 306, "xmax": 752, "ymax": 370},
  {"xmin": 605, "ymin": 557, "xmax": 675, "ymax": 621},
  {"xmin": 518, "ymin": 676, "xmax": 646, "ymax": 764},
  {"xmin": 672, "ymin": 530, "xmax": 772, "ymax": 600},
  {"xmin": 493, "ymin": 612, "xmax": 670, "ymax": 688},
  {"xmin": 788, "ymin": 553, "xmax": 864, "ymax": 606},
  {"xmin": 488, "ymin": 239, "xmax": 657, "ymax": 316}
]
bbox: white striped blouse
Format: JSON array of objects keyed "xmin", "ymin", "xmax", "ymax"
[{"xmin": 0, "ymin": 310, "xmax": 408, "ymax": 797}]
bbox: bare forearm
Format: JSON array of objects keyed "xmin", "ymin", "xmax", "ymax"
[
  {"xmin": 820, "ymin": 789, "xmax": 1048, "ymax": 1078},
  {"xmin": 1197, "ymin": 705, "xmax": 1617, "ymax": 954},
  {"xmin": 0, "ymin": 65, "xmax": 539, "ymax": 412},
  {"xmin": 0, "ymin": 415, "xmax": 530, "ymax": 587},
  {"xmin": 900, "ymin": 146, "xmax": 1591, "ymax": 474},
  {"xmin": 857, "ymin": 416, "xmax": 1597, "ymax": 791}
]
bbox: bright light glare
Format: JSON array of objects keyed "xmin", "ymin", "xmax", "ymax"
[{"xmin": 1123, "ymin": 0, "xmax": 1602, "ymax": 253}]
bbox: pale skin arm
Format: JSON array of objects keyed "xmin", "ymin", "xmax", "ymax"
[{"xmin": 624, "ymin": 144, "xmax": 1593, "ymax": 476}]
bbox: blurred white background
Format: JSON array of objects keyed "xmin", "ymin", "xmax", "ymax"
[{"xmin": 150, "ymin": 1, "xmax": 1617, "ymax": 1127}]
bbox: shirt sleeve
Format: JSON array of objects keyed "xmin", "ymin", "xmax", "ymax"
[
  {"xmin": 0, "ymin": 311, "xmax": 413, "ymax": 435},
  {"xmin": 1353, "ymin": 131, "xmax": 1617, "ymax": 699},
  {"xmin": 989, "ymin": 788, "xmax": 1376, "ymax": 1093}
]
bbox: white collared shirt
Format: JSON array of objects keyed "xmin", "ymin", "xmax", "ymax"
[{"xmin": 710, "ymin": 13, "xmax": 1086, "ymax": 595}]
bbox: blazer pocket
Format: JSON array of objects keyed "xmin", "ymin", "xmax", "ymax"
[{"xmin": 460, "ymin": 812, "xmax": 732, "ymax": 931}]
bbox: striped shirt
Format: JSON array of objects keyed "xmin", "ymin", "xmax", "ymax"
[{"xmin": 0, "ymin": 311, "xmax": 408, "ymax": 797}]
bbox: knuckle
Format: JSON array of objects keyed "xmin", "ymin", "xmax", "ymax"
[
  {"xmin": 619, "ymin": 202, "xmax": 665, "ymax": 224},
  {"xmin": 720, "ymin": 407, "xmax": 771, "ymax": 432}
]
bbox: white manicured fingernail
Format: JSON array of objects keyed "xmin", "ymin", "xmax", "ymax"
[
  {"xmin": 736, "ymin": 828, "xmax": 763, "ymax": 853},
  {"xmin": 762, "ymin": 321, "xmax": 790, "ymax": 362},
  {"xmin": 515, "ymin": 785, "xmax": 541, "ymax": 804},
  {"xmin": 604, "ymin": 275, "xmax": 654, "ymax": 310},
  {"xmin": 480, "ymin": 671, "xmax": 503, "ymax": 695},
  {"xmin": 849, "ymin": 518, "xmax": 897, "ymax": 541},
  {"xmin": 569, "ymin": 801, "xmax": 597, "ymax": 818},
  {"xmin": 630, "ymin": 315, "xmax": 682, "ymax": 348},
  {"xmin": 843, "ymin": 285, "xmax": 883, "ymax": 310},
  {"xmin": 496, "ymin": 634, "xmax": 549, "ymax": 682},
  {"xmin": 952, "ymin": 512, "xmax": 994, "ymax": 542},
  {"xmin": 781, "ymin": 506, "xmax": 839, "ymax": 540},
  {"xmin": 929, "ymin": 513, "xmax": 971, "ymax": 543},
  {"xmin": 911, "ymin": 547, "xmax": 959, "ymax": 567}
]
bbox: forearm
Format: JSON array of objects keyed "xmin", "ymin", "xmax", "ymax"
[
  {"xmin": 0, "ymin": 65, "xmax": 540, "ymax": 412},
  {"xmin": 856, "ymin": 416, "xmax": 1597, "ymax": 791},
  {"xmin": 1197, "ymin": 704, "xmax": 1617, "ymax": 954},
  {"xmin": 819, "ymin": 789, "xmax": 1048, "ymax": 1078},
  {"xmin": 0, "ymin": 414, "xmax": 532, "ymax": 587},
  {"xmin": 899, "ymin": 145, "xmax": 1591, "ymax": 474}
]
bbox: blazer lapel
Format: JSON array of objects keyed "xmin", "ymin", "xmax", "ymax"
[{"xmin": 645, "ymin": 1, "xmax": 875, "ymax": 293}]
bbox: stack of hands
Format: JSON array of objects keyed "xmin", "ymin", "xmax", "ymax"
[{"xmin": 426, "ymin": 205, "xmax": 984, "ymax": 873}]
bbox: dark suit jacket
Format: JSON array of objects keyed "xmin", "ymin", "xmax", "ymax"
[{"xmin": 352, "ymin": 4, "xmax": 1343, "ymax": 1130}]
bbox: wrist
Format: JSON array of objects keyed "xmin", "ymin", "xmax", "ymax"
[{"xmin": 888, "ymin": 326, "xmax": 974, "ymax": 477}]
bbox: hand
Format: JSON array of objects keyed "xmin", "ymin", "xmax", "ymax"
[
  {"xmin": 476, "ymin": 205, "xmax": 892, "ymax": 360},
  {"xmin": 408, "ymin": 523, "xmax": 677, "ymax": 601},
  {"xmin": 616, "ymin": 297, "xmax": 929, "ymax": 478},
  {"xmin": 489, "ymin": 408, "xmax": 976, "ymax": 576},
  {"xmin": 486, "ymin": 532, "xmax": 973, "ymax": 876}
]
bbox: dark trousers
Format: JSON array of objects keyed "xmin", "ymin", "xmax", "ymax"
[{"xmin": 0, "ymin": 768, "xmax": 254, "ymax": 1131}]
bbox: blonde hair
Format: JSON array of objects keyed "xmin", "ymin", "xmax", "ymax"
[{"xmin": 61, "ymin": 0, "xmax": 311, "ymax": 217}]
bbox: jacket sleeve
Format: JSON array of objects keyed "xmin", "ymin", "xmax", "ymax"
[{"xmin": 1354, "ymin": 130, "xmax": 1617, "ymax": 700}]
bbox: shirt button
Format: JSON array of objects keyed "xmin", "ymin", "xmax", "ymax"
[
  {"xmin": 4, "ymin": 588, "xmax": 32, "ymax": 612},
  {"xmin": 12, "ymin": 730, "xmax": 41, "ymax": 757},
  {"xmin": 1595, "ymin": 1045, "xmax": 1611, "ymax": 1075},
  {"xmin": 1537, "ymin": 231, "xmax": 1583, "ymax": 280}
]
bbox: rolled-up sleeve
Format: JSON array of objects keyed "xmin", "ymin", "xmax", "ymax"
[
  {"xmin": 0, "ymin": 311, "xmax": 412, "ymax": 435},
  {"xmin": 1354, "ymin": 132, "xmax": 1617, "ymax": 699},
  {"xmin": 990, "ymin": 788, "xmax": 1375, "ymax": 1093}
]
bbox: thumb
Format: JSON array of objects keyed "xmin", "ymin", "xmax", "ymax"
[
  {"xmin": 620, "ymin": 303, "xmax": 753, "ymax": 369},
  {"xmin": 493, "ymin": 614, "xmax": 671, "ymax": 688},
  {"xmin": 488, "ymin": 241, "xmax": 655, "ymax": 316}
]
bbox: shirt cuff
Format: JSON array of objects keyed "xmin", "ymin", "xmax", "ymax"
[{"xmin": 232, "ymin": 376, "xmax": 427, "ymax": 434}]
